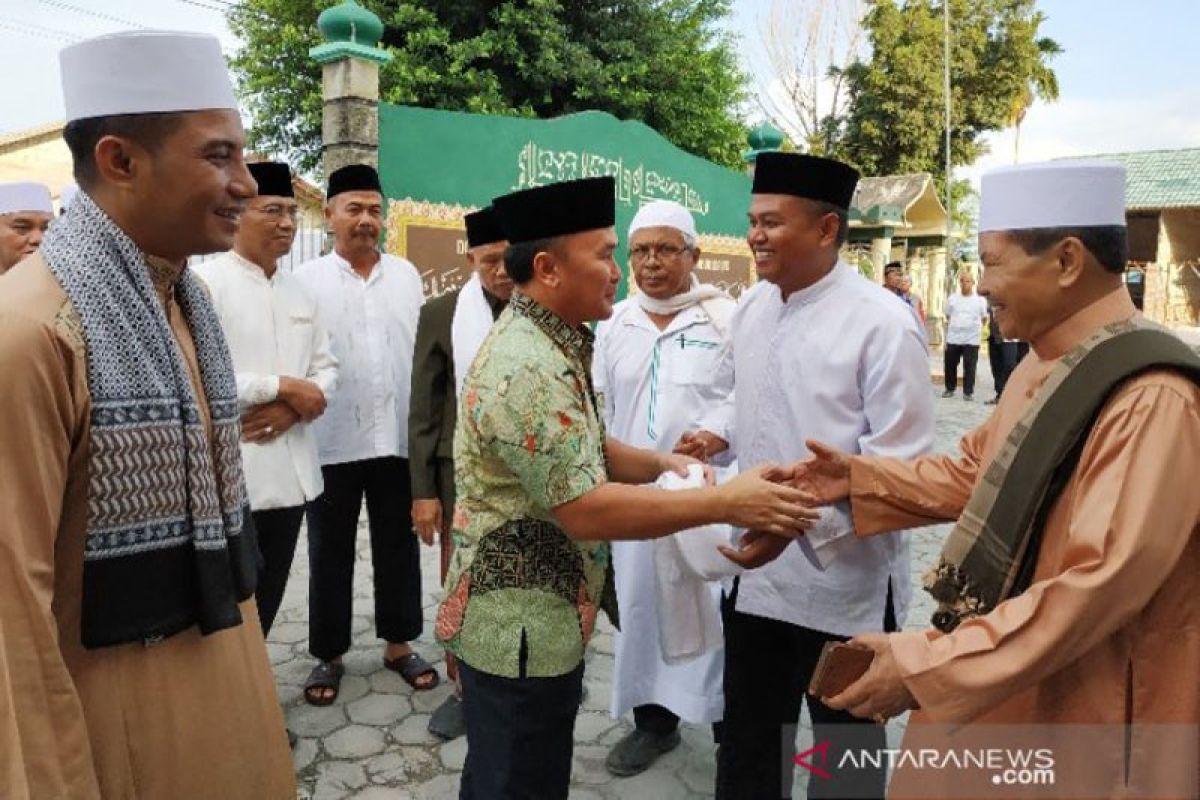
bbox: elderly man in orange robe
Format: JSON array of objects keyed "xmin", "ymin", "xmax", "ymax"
[{"xmin": 753, "ymin": 161, "xmax": 1199, "ymax": 799}]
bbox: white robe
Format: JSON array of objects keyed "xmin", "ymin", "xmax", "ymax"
[
  {"xmin": 719, "ymin": 261, "xmax": 934, "ymax": 635},
  {"xmin": 593, "ymin": 297, "xmax": 736, "ymax": 724}
]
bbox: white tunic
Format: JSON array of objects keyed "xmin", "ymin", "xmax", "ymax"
[
  {"xmin": 194, "ymin": 252, "xmax": 338, "ymax": 510},
  {"xmin": 593, "ymin": 297, "xmax": 736, "ymax": 724},
  {"xmin": 945, "ymin": 291, "xmax": 989, "ymax": 346},
  {"xmin": 295, "ymin": 251, "xmax": 424, "ymax": 466},
  {"xmin": 722, "ymin": 261, "xmax": 934, "ymax": 635}
]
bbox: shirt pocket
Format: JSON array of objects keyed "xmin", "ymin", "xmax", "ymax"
[{"xmin": 669, "ymin": 337, "xmax": 722, "ymax": 385}]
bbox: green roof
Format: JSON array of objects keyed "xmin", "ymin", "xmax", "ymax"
[{"xmin": 1063, "ymin": 148, "xmax": 1200, "ymax": 211}]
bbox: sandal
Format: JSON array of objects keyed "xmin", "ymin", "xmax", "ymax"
[
  {"xmin": 383, "ymin": 652, "xmax": 440, "ymax": 692},
  {"xmin": 303, "ymin": 661, "xmax": 344, "ymax": 706}
]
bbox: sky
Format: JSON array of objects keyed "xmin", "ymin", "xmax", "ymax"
[{"xmin": 3, "ymin": 0, "xmax": 1198, "ymax": 187}]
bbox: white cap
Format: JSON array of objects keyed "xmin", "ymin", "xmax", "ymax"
[
  {"xmin": 979, "ymin": 160, "xmax": 1127, "ymax": 232},
  {"xmin": 60, "ymin": 184, "xmax": 79, "ymax": 210},
  {"xmin": 60, "ymin": 30, "xmax": 238, "ymax": 122},
  {"xmin": 0, "ymin": 182, "xmax": 54, "ymax": 216},
  {"xmin": 629, "ymin": 199, "xmax": 698, "ymax": 242}
]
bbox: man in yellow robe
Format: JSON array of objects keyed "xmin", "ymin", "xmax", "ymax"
[
  {"xmin": 0, "ymin": 30, "xmax": 295, "ymax": 799},
  {"xmin": 745, "ymin": 160, "xmax": 1198, "ymax": 799}
]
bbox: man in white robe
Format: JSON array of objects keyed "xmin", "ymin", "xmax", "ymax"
[
  {"xmin": 593, "ymin": 200, "xmax": 735, "ymax": 776},
  {"xmin": 714, "ymin": 152, "xmax": 934, "ymax": 799}
]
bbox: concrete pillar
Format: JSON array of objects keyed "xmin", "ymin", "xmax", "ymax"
[
  {"xmin": 925, "ymin": 245, "xmax": 949, "ymax": 347},
  {"xmin": 870, "ymin": 230, "xmax": 893, "ymax": 283},
  {"xmin": 310, "ymin": 0, "xmax": 392, "ymax": 180}
]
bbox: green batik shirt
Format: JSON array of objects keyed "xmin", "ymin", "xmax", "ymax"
[{"xmin": 435, "ymin": 292, "xmax": 610, "ymax": 678}]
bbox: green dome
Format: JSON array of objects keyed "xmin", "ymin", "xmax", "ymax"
[
  {"xmin": 747, "ymin": 122, "xmax": 785, "ymax": 152},
  {"xmin": 317, "ymin": 0, "xmax": 384, "ymax": 47}
]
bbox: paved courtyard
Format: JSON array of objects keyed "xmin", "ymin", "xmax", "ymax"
[{"xmin": 273, "ymin": 361, "xmax": 997, "ymax": 799}]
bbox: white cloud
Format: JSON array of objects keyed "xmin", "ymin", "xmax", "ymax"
[{"xmin": 960, "ymin": 89, "xmax": 1200, "ymax": 187}]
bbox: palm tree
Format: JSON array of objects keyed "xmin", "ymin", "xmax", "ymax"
[{"xmin": 1007, "ymin": 11, "xmax": 1062, "ymax": 163}]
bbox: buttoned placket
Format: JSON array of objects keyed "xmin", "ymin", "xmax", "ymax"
[
  {"xmin": 631, "ymin": 306, "xmax": 714, "ymax": 442},
  {"xmin": 350, "ymin": 263, "xmax": 391, "ymax": 457}
]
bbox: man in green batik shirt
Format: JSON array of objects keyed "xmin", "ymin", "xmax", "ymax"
[{"xmin": 435, "ymin": 176, "xmax": 818, "ymax": 799}]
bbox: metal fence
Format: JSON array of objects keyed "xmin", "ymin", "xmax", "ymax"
[{"xmin": 189, "ymin": 223, "xmax": 327, "ymax": 274}]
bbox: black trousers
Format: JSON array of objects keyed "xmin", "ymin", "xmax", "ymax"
[
  {"xmin": 458, "ymin": 659, "xmax": 584, "ymax": 800},
  {"xmin": 716, "ymin": 581, "xmax": 896, "ymax": 800},
  {"xmin": 252, "ymin": 505, "xmax": 304, "ymax": 637},
  {"xmin": 306, "ymin": 456, "xmax": 422, "ymax": 662},
  {"xmin": 943, "ymin": 343, "xmax": 980, "ymax": 395}
]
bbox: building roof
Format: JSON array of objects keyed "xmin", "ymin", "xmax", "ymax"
[
  {"xmin": 849, "ymin": 172, "xmax": 948, "ymax": 237},
  {"xmin": 1061, "ymin": 148, "xmax": 1200, "ymax": 211}
]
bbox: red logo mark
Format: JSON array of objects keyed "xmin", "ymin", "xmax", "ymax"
[{"xmin": 793, "ymin": 740, "xmax": 833, "ymax": 780}]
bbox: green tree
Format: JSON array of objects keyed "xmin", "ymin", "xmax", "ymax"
[
  {"xmin": 833, "ymin": 0, "xmax": 1061, "ymax": 191},
  {"xmin": 228, "ymin": 0, "xmax": 748, "ymax": 173}
]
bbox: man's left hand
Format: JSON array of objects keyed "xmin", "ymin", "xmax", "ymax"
[
  {"xmin": 822, "ymin": 633, "xmax": 917, "ymax": 723},
  {"xmin": 657, "ymin": 452, "xmax": 714, "ymax": 484},
  {"xmin": 241, "ymin": 401, "xmax": 301, "ymax": 444},
  {"xmin": 672, "ymin": 430, "xmax": 729, "ymax": 463},
  {"xmin": 718, "ymin": 528, "xmax": 792, "ymax": 568}
]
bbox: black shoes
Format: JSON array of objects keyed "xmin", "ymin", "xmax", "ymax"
[{"xmin": 605, "ymin": 728, "xmax": 682, "ymax": 777}]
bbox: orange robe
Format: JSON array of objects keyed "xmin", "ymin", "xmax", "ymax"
[
  {"xmin": 850, "ymin": 289, "xmax": 1198, "ymax": 798},
  {"xmin": 0, "ymin": 254, "xmax": 296, "ymax": 799}
]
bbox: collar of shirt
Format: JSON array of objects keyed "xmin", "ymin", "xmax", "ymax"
[
  {"xmin": 510, "ymin": 291, "xmax": 594, "ymax": 362},
  {"xmin": 482, "ymin": 286, "xmax": 508, "ymax": 319},
  {"xmin": 227, "ymin": 249, "xmax": 276, "ymax": 285},
  {"xmin": 776, "ymin": 259, "xmax": 850, "ymax": 308},
  {"xmin": 1030, "ymin": 286, "xmax": 1138, "ymax": 361},
  {"xmin": 622, "ymin": 301, "xmax": 708, "ymax": 336},
  {"xmin": 333, "ymin": 250, "xmax": 384, "ymax": 285}
]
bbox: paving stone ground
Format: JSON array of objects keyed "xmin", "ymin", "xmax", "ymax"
[{"xmin": 274, "ymin": 359, "xmax": 997, "ymax": 799}]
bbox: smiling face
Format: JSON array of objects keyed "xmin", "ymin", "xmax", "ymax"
[
  {"xmin": 628, "ymin": 225, "xmax": 696, "ymax": 300},
  {"xmin": 0, "ymin": 210, "xmax": 52, "ymax": 272},
  {"xmin": 236, "ymin": 194, "xmax": 298, "ymax": 267},
  {"xmin": 122, "ymin": 109, "xmax": 256, "ymax": 260},
  {"xmin": 326, "ymin": 190, "xmax": 383, "ymax": 257},
  {"xmin": 747, "ymin": 194, "xmax": 840, "ymax": 294},
  {"xmin": 977, "ymin": 231, "xmax": 1065, "ymax": 341}
]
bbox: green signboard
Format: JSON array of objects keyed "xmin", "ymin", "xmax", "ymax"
[{"xmin": 378, "ymin": 104, "xmax": 754, "ymax": 300}]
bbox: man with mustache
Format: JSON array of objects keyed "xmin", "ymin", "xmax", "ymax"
[{"xmin": 295, "ymin": 164, "xmax": 435, "ymax": 704}]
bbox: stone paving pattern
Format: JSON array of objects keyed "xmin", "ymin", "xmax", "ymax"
[{"xmin": 276, "ymin": 360, "xmax": 996, "ymax": 798}]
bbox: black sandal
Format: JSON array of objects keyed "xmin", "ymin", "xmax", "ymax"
[
  {"xmin": 303, "ymin": 661, "xmax": 344, "ymax": 706},
  {"xmin": 383, "ymin": 652, "xmax": 440, "ymax": 692}
]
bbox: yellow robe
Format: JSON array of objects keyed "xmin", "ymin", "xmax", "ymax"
[
  {"xmin": 0, "ymin": 254, "xmax": 296, "ymax": 799},
  {"xmin": 850, "ymin": 289, "xmax": 1199, "ymax": 798}
]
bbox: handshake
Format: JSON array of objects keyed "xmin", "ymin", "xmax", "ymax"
[{"xmin": 667, "ymin": 432, "xmax": 852, "ymax": 569}]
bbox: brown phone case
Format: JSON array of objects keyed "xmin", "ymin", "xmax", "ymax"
[{"xmin": 808, "ymin": 642, "xmax": 875, "ymax": 698}]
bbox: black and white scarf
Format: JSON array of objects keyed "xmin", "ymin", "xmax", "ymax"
[{"xmin": 41, "ymin": 191, "xmax": 256, "ymax": 648}]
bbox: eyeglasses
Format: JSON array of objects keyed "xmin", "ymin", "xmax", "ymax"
[
  {"xmin": 252, "ymin": 204, "xmax": 300, "ymax": 220},
  {"xmin": 628, "ymin": 243, "xmax": 689, "ymax": 263}
]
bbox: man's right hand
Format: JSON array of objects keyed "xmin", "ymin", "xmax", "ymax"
[
  {"xmin": 278, "ymin": 376, "xmax": 327, "ymax": 421},
  {"xmin": 715, "ymin": 464, "xmax": 820, "ymax": 537},
  {"xmin": 411, "ymin": 498, "xmax": 442, "ymax": 546},
  {"xmin": 786, "ymin": 440, "xmax": 853, "ymax": 505}
]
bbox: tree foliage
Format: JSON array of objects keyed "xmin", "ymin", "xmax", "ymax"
[
  {"xmin": 228, "ymin": 0, "xmax": 749, "ymax": 173},
  {"xmin": 833, "ymin": 0, "xmax": 1062, "ymax": 188}
]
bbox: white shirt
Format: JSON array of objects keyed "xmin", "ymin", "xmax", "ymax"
[
  {"xmin": 295, "ymin": 250, "xmax": 424, "ymax": 465},
  {"xmin": 945, "ymin": 292, "xmax": 989, "ymax": 346},
  {"xmin": 721, "ymin": 261, "xmax": 934, "ymax": 635},
  {"xmin": 594, "ymin": 297, "xmax": 736, "ymax": 452},
  {"xmin": 194, "ymin": 252, "xmax": 338, "ymax": 510},
  {"xmin": 592, "ymin": 296, "xmax": 736, "ymax": 723}
]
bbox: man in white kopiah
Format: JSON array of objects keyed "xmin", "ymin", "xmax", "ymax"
[
  {"xmin": 0, "ymin": 182, "xmax": 53, "ymax": 273},
  {"xmin": 592, "ymin": 199, "xmax": 736, "ymax": 776}
]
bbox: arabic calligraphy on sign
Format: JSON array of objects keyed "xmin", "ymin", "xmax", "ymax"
[{"xmin": 512, "ymin": 141, "xmax": 710, "ymax": 216}]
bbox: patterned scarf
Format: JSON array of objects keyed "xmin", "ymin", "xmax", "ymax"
[
  {"xmin": 41, "ymin": 192, "xmax": 256, "ymax": 648},
  {"xmin": 924, "ymin": 317, "xmax": 1200, "ymax": 633}
]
